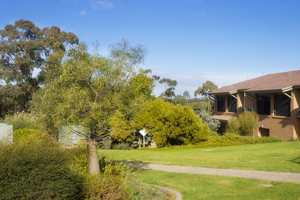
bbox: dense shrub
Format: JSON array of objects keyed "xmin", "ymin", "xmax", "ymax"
[
  {"xmin": 143, "ymin": 134, "xmax": 282, "ymax": 150},
  {"xmin": 0, "ymin": 133, "xmax": 83, "ymax": 200},
  {"xmin": 227, "ymin": 112, "xmax": 258, "ymax": 136},
  {"xmin": 109, "ymin": 111, "xmax": 134, "ymax": 143},
  {"xmin": 2, "ymin": 112, "xmax": 41, "ymax": 130},
  {"xmin": 132, "ymin": 98, "xmax": 210, "ymax": 147},
  {"xmin": 227, "ymin": 117, "xmax": 240, "ymax": 135},
  {"xmin": 13, "ymin": 128, "xmax": 39, "ymax": 140},
  {"xmin": 112, "ymin": 142, "xmax": 131, "ymax": 150},
  {"xmin": 198, "ymin": 110, "xmax": 220, "ymax": 132},
  {"xmin": 71, "ymin": 148, "xmax": 133, "ymax": 200},
  {"xmin": 209, "ymin": 131, "xmax": 219, "ymax": 136},
  {"xmin": 238, "ymin": 112, "xmax": 259, "ymax": 136},
  {"xmin": 83, "ymin": 175, "xmax": 129, "ymax": 200}
]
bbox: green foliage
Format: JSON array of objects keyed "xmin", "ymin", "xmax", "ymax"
[
  {"xmin": 150, "ymin": 134, "xmax": 282, "ymax": 150},
  {"xmin": 227, "ymin": 117, "xmax": 240, "ymax": 135},
  {"xmin": 83, "ymin": 175, "xmax": 129, "ymax": 200},
  {"xmin": 2, "ymin": 112, "xmax": 40, "ymax": 130},
  {"xmin": 0, "ymin": 20, "xmax": 78, "ymax": 117},
  {"xmin": 194, "ymin": 80, "xmax": 218, "ymax": 97},
  {"xmin": 158, "ymin": 78, "xmax": 177, "ymax": 100},
  {"xmin": 227, "ymin": 112, "xmax": 259, "ymax": 136},
  {"xmin": 132, "ymin": 98, "xmax": 210, "ymax": 147},
  {"xmin": 186, "ymin": 101, "xmax": 209, "ymax": 115},
  {"xmin": 13, "ymin": 128, "xmax": 38, "ymax": 140},
  {"xmin": 109, "ymin": 111, "xmax": 134, "ymax": 142},
  {"xmin": 32, "ymin": 41, "xmax": 152, "ymax": 139},
  {"xmin": 99, "ymin": 136, "xmax": 113, "ymax": 149},
  {"xmin": 209, "ymin": 131, "xmax": 219, "ymax": 136},
  {"xmin": 112, "ymin": 142, "xmax": 131, "ymax": 150},
  {"xmin": 198, "ymin": 110, "xmax": 221, "ymax": 131},
  {"xmin": 72, "ymin": 148, "xmax": 133, "ymax": 200},
  {"xmin": 0, "ymin": 132, "xmax": 83, "ymax": 199},
  {"xmin": 194, "ymin": 80, "xmax": 217, "ymax": 112},
  {"xmin": 128, "ymin": 180, "xmax": 175, "ymax": 200},
  {"xmin": 238, "ymin": 112, "xmax": 259, "ymax": 136}
]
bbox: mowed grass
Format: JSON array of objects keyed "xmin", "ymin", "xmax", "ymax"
[
  {"xmin": 133, "ymin": 169, "xmax": 300, "ymax": 200},
  {"xmin": 100, "ymin": 141, "xmax": 300, "ymax": 173}
]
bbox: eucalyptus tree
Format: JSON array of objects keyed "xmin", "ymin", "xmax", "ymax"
[
  {"xmin": 194, "ymin": 80, "xmax": 218, "ymax": 112},
  {"xmin": 32, "ymin": 40, "xmax": 152, "ymax": 174},
  {"xmin": 159, "ymin": 78, "xmax": 177, "ymax": 100},
  {"xmin": 0, "ymin": 20, "xmax": 78, "ymax": 117}
]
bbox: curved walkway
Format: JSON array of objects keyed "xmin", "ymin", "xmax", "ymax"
[{"xmin": 132, "ymin": 163, "xmax": 300, "ymax": 183}]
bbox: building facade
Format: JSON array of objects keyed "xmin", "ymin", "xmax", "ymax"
[{"xmin": 210, "ymin": 70, "xmax": 300, "ymax": 141}]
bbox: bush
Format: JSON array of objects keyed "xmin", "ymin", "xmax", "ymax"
[
  {"xmin": 112, "ymin": 142, "xmax": 131, "ymax": 150},
  {"xmin": 238, "ymin": 112, "xmax": 259, "ymax": 136},
  {"xmin": 227, "ymin": 117, "xmax": 240, "ymax": 135},
  {"xmin": 83, "ymin": 175, "xmax": 129, "ymax": 200},
  {"xmin": 209, "ymin": 131, "xmax": 219, "ymax": 136},
  {"xmin": 132, "ymin": 98, "xmax": 210, "ymax": 147},
  {"xmin": 13, "ymin": 128, "xmax": 39, "ymax": 140},
  {"xmin": 198, "ymin": 110, "xmax": 221, "ymax": 132},
  {"xmin": 227, "ymin": 112, "xmax": 258, "ymax": 136},
  {"xmin": 2, "ymin": 112, "xmax": 41, "ymax": 130},
  {"xmin": 0, "ymin": 132, "xmax": 83, "ymax": 200},
  {"xmin": 71, "ymin": 147, "xmax": 133, "ymax": 200},
  {"xmin": 99, "ymin": 136, "xmax": 113, "ymax": 149},
  {"xmin": 143, "ymin": 134, "xmax": 282, "ymax": 150}
]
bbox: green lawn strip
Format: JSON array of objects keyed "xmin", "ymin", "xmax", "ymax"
[
  {"xmin": 99, "ymin": 141, "xmax": 300, "ymax": 173},
  {"xmin": 133, "ymin": 169, "xmax": 300, "ymax": 200}
]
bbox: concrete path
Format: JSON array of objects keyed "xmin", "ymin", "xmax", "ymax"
[{"xmin": 131, "ymin": 163, "xmax": 300, "ymax": 183}]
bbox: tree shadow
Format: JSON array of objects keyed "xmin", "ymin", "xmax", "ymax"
[
  {"xmin": 118, "ymin": 160, "xmax": 150, "ymax": 169},
  {"xmin": 289, "ymin": 157, "xmax": 300, "ymax": 165}
]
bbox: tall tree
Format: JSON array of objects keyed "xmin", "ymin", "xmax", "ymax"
[
  {"xmin": 194, "ymin": 80, "xmax": 218, "ymax": 112},
  {"xmin": 159, "ymin": 78, "xmax": 177, "ymax": 100},
  {"xmin": 32, "ymin": 41, "xmax": 152, "ymax": 174},
  {"xmin": 0, "ymin": 20, "xmax": 78, "ymax": 117}
]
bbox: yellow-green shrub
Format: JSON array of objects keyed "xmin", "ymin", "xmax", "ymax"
[
  {"xmin": 227, "ymin": 112, "xmax": 258, "ymax": 136},
  {"xmin": 0, "ymin": 132, "xmax": 83, "ymax": 200},
  {"xmin": 132, "ymin": 98, "xmax": 209, "ymax": 147},
  {"xmin": 83, "ymin": 175, "xmax": 129, "ymax": 200},
  {"xmin": 3, "ymin": 112, "xmax": 41, "ymax": 130}
]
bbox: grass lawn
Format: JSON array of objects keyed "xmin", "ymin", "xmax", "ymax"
[
  {"xmin": 133, "ymin": 169, "xmax": 300, "ymax": 200},
  {"xmin": 100, "ymin": 141, "xmax": 300, "ymax": 173}
]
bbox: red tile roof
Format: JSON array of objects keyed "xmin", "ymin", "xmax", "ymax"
[{"xmin": 210, "ymin": 70, "xmax": 300, "ymax": 94}]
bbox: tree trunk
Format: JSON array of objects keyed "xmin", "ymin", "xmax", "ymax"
[{"xmin": 87, "ymin": 137, "xmax": 100, "ymax": 174}]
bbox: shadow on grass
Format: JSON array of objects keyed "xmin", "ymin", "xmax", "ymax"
[
  {"xmin": 289, "ymin": 157, "xmax": 300, "ymax": 165},
  {"xmin": 117, "ymin": 160, "xmax": 151, "ymax": 170}
]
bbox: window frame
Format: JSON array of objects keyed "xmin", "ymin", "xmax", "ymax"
[
  {"xmin": 228, "ymin": 95, "xmax": 237, "ymax": 113},
  {"xmin": 256, "ymin": 94, "xmax": 271, "ymax": 115},
  {"xmin": 217, "ymin": 95, "xmax": 226, "ymax": 112},
  {"xmin": 274, "ymin": 93, "xmax": 291, "ymax": 117}
]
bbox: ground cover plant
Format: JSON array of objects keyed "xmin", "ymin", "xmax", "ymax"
[
  {"xmin": 100, "ymin": 141, "xmax": 300, "ymax": 173},
  {"xmin": 134, "ymin": 169, "xmax": 300, "ymax": 200}
]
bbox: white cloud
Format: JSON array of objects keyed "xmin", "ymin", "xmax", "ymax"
[
  {"xmin": 80, "ymin": 10, "xmax": 87, "ymax": 15},
  {"xmin": 90, "ymin": 0, "xmax": 114, "ymax": 9}
]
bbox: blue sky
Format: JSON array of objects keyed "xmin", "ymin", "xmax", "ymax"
[{"xmin": 1, "ymin": 0, "xmax": 300, "ymax": 96}]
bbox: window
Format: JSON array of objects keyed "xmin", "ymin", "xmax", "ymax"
[
  {"xmin": 217, "ymin": 96, "xmax": 225, "ymax": 112},
  {"xmin": 257, "ymin": 95, "xmax": 270, "ymax": 115},
  {"xmin": 228, "ymin": 96, "xmax": 237, "ymax": 113},
  {"xmin": 274, "ymin": 94, "xmax": 290, "ymax": 117}
]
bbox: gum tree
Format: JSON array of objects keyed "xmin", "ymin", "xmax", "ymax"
[
  {"xmin": 194, "ymin": 81, "xmax": 218, "ymax": 112},
  {"xmin": 32, "ymin": 40, "xmax": 151, "ymax": 174},
  {"xmin": 0, "ymin": 20, "xmax": 78, "ymax": 117}
]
